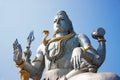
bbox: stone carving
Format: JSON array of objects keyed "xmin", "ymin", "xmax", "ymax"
[{"xmin": 13, "ymin": 10, "xmax": 120, "ymax": 80}]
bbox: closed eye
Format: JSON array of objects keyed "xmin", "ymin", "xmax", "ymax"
[
  {"xmin": 54, "ymin": 19, "xmax": 57, "ymax": 23},
  {"xmin": 61, "ymin": 18, "xmax": 64, "ymax": 20}
]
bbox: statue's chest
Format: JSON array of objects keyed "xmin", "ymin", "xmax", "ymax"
[
  {"xmin": 45, "ymin": 37, "xmax": 79, "ymax": 69},
  {"xmin": 48, "ymin": 42, "xmax": 59, "ymax": 57},
  {"xmin": 47, "ymin": 37, "xmax": 79, "ymax": 57}
]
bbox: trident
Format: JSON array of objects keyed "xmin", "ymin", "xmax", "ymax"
[{"xmin": 24, "ymin": 31, "xmax": 35, "ymax": 64}]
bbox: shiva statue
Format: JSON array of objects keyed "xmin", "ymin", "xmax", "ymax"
[{"xmin": 13, "ymin": 10, "xmax": 118, "ymax": 80}]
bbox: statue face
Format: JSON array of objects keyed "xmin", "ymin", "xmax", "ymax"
[{"xmin": 53, "ymin": 13, "xmax": 70, "ymax": 34}]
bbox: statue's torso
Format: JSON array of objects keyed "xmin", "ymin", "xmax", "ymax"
[
  {"xmin": 45, "ymin": 35, "xmax": 79, "ymax": 70},
  {"xmin": 43, "ymin": 35, "xmax": 80, "ymax": 79}
]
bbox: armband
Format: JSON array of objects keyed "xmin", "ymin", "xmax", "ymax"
[
  {"xmin": 84, "ymin": 44, "xmax": 96, "ymax": 51},
  {"xmin": 80, "ymin": 46, "xmax": 93, "ymax": 63},
  {"xmin": 80, "ymin": 44, "xmax": 95, "ymax": 52}
]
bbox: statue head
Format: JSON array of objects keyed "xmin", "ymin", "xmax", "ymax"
[{"xmin": 53, "ymin": 10, "xmax": 75, "ymax": 36}]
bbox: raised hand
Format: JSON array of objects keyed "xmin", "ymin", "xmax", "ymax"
[{"xmin": 13, "ymin": 39, "xmax": 23, "ymax": 65}]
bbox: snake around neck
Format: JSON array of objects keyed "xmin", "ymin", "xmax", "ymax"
[{"xmin": 45, "ymin": 33, "xmax": 75, "ymax": 62}]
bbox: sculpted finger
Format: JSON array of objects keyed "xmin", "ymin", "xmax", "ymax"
[
  {"xmin": 70, "ymin": 58, "xmax": 73, "ymax": 63},
  {"xmin": 13, "ymin": 50, "xmax": 17, "ymax": 58},
  {"xmin": 76, "ymin": 55, "xmax": 80, "ymax": 69},
  {"xmin": 73, "ymin": 57, "xmax": 76, "ymax": 69},
  {"xmin": 17, "ymin": 44, "xmax": 22, "ymax": 58},
  {"xmin": 78, "ymin": 53, "xmax": 81, "ymax": 63},
  {"xmin": 13, "ymin": 52, "xmax": 19, "ymax": 62},
  {"xmin": 13, "ymin": 53, "xmax": 17, "ymax": 61},
  {"xmin": 74, "ymin": 56, "xmax": 78, "ymax": 70},
  {"xmin": 18, "ymin": 44, "xmax": 22, "ymax": 53}
]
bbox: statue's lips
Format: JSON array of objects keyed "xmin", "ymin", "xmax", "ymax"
[
  {"xmin": 55, "ymin": 25, "xmax": 60, "ymax": 28},
  {"xmin": 55, "ymin": 27, "xmax": 66, "ymax": 33}
]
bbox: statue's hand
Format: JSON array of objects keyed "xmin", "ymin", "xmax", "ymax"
[
  {"xmin": 71, "ymin": 47, "xmax": 82, "ymax": 70},
  {"xmin": 92, "ymin": 27, "xmax": 105, "ymax": 40},
  {"xmin": 13, "ymin": 39, "xmax": 23, "ymax": 65}
]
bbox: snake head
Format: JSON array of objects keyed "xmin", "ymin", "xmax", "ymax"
[{"xmin": 43, "ymin": 30, "xmax": 49, "ymax": 35}]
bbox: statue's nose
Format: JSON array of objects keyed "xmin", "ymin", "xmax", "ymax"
[{"xmin": 56, "ymin": 19, "xmax": 60, "ymax": 24}]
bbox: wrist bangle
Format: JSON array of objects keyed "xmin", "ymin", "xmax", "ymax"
[
  {"xmin": 80, "ymin": 47, "xmax": 86, "ymax": 54},
  {"xmin": 16, "ymin": 59, "xmax": 25, "ymax": 69},
  {"xmin": 20, "ymin": 70, "xmax": 30, "ymax": 80},
  {"xmin": 98, "ymin": 38, "xmax": 106, "ymax": 42}
]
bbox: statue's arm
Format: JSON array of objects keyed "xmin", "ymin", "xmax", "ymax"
[
  {"xmin": 13, "ymin": 41, "xmax": 45, "ymax": 79},
  {"xmin": 77, "ymin": 34, "xmax": 99, "ymax": 63},
  {"xmin": 68, "ymin": 34, "xmax": 98, "ymax": 79},
  {"xmin": 21, "ymin": 51, "xmax": 45, "ymax": 79},
  {"xmin": 67, "ymin": 28, "xmax": 106, "ymax": 80},
  {"xmin": 71, "ymin": 28, "xmax": 106, "ymax": 69},
  {"xmin": 92, "ymin": 27, "xmax": 106, "ymax": 66},
  {"xmin": 71, "ymin": 34, "xmax": 99, "ymax": 70},
  {"xmin": 78, "ymin": 28, "xmax": 106, "ymax": 67}
]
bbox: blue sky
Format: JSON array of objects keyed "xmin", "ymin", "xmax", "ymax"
[{"xmin": 0, "ymin": 0, "xmax": 120, "ymax": 80}]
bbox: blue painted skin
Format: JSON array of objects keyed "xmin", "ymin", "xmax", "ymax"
[{"xmin": 13, "ymin": 10, "xmax": 106, "ymax": 80}]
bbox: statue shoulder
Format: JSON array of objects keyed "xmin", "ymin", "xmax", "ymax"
[
  {"xmin": 36, "ymin": 43, "xmax": 46, "ymax": 55},
  {"xmin": 76, "ymin": 34, "xmax": 91, "ymax": 43},
  {"xmin": 76, "ymin": 34, "xmax": 91, "ymax": 47}
]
